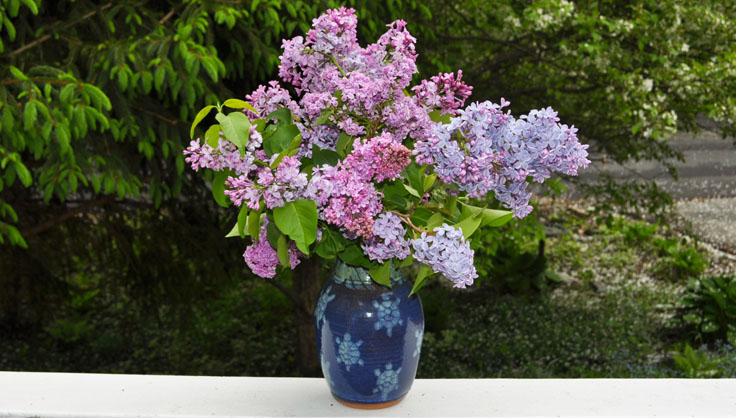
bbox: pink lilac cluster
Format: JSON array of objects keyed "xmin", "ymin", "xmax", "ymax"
[
  {"xmin": 183, "ymin": 138, "xmax": 256, "ymax": 175},
  {"xmin": 362, "ymin": 212, "xmax": 411, "ymax": 263},
  {"xmin": 414, "ymin": 100, "xmax": 590, "ymax": 217},
  {"xmin": 306, "ymin": 164, "xmax": 383, "ymax": 238},
  {"xmin": 343, "ymin": 132, "xmax": 411, "ymax": 182},
  {"xmin": 243, "ymin": 219, "xmax": 301, "ymax": 279},
  {"xmin": 225, "ymin": 156, "xmax": 308, "ymax": 209},
  {"xmin": 244, "ymin": 81, "xmax": 302, "ymax": 120},
  {"xmin": 276, "ymin": 7, "xmax": 438, "ymax": 148},
  {"xmin": 411, "ymin": 224, "xmax": 478, "ymax": 289},
  {"xmin": 412, "ymin": 70, "xmax": 473, "ymax": 115}
]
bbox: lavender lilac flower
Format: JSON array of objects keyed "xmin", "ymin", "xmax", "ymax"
[
  {"xmin": 362, "ymin": 212, "xmax": 411, "ymax": 262},
  {"xmin": 414, "ymin": 100, "xmax": 590, "ymax": 217},
  {"xmin": 411, "ymin": 224, "xmax": 478, "ymax": 289}
]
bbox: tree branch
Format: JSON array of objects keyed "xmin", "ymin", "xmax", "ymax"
[
  {"xmin": 21, "ymin": 195, "xmax": 114, "ymax": 237},
  {"xmin": 159, "ymin": 5, "xmax": 182, "ymax": 25},
  {"xmin": 5, "ymin": 2, "xmax": 114, "ymax": 58},
  {"xmin": 266, "ymin": 277, "xmax": 307, "ymax": 314},
  {"xmin": 131, "ymin": 104, "xmax": 179, "ymax": 126}
]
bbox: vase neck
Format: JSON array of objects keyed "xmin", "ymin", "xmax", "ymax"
[{"xmin": 333, "ymin": 259, "xmax": 402, "ymax": 287}]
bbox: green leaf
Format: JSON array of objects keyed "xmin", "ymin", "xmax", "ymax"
[
  {"xmin": 423, "ymin": 173, "xmax": 437, "ymax": 192},
  {"xmin": 248, "ymin": 209, "xmax": 261, "ymax": 241},
  {"xmin": 14, "ymin": 162, "xmax": 31, "ymax": 187},
  {"xmin": 266, "ymin": 221, "xmax": 282, "ymax": 248},
  {"xmin": 237, "ymin": 205, "xmax": 248, "ymax": 238},
  {"xmin": 426, "ymin": 212, "xmax": 444, "ymax": 229},
  {"xmin": 315, "ymin": 228, "xmax": 348, "ymax": 259},
  {"xmin": 141, "ymin": 71, "xmax": 153, "ymax": 94},
  {"xmin": 266, "ymin": 108, "xmax": 292, "ymax": 124},
  {"xmin": 369, "ymin": 261, "xmax": 392, "ymax": 287},
  {"xmin": 272, "ymin": 199, "xmax": 317, "ymax": 254},
  {"xmin": 399, "ymin": 255, "xmax": 415, "ymax": 267},
  {"xmin": 205, "ymin": 124, "xmax": 221, "ymax": 148},
  {"xmin": 314, "ymin": 109, "xmax": 333, "ymax": 126},
  {"xmin": 264, "ymin": 123, "xmax": 300, "ymax": 156},
  {"xmin": 336, "ymin": 132, "xmax": 353, "ymax": 157},
  {"xmin": 410, "ymin": 208, "xmax": 432, "ymax": 226},
  {"xmin": 154, "ymin": 67, "xmax": 166, "ymax": 93},
  {"xmin": 83, "ymin": 84, "xmax": 112, "ymax": 110},
  {"xmin": 429, "ymin": 110, "xmax": 452, "ymax": 124},
  {"xmin": 225, "ymin": 222, "xmax": 239, "ymax": 238},
  {"xmin": 312, "ymin": 145, "xmax": 340, "ymax": 166},
  {"xmin": 216, "ymin": 112, "xmax": 251, "ymax": 152},
  {"xmin": 455, "ymin": 215, "xmax": 481, "ymax": 239},
  {"xmin": 277, "ymin": 235, "xmax": 290, "ymax": 267},
  {"xmin": 383, "ymin": 193, "xmax": 408, "ymax": 210},
  {"xmin": 410, "ymin": 265, "xmax": 434, "ymax": 295},
  {"xmin": 404, "ymin": 163, "xmax": 425, "ymax": 195},
  {"xmin": 190, "ymin": 105, "xmax": 215, "ymax": 139},
  {"xmin": 23, "ymin": 100, "xmax": 37, "ymax": 130},
  {"xmin": 212, "ymin": 170, "xmax": 230, "ymax": 207},
  {"xmin": 20, "ymin": 0, "xmax": 39, "ymax": 14},
  {"xmin": 460, "ymin": 202, "xmax": 513, "ymax": 227},
  {"xmin": 338, "ymin": 245, "xmax": 373, "ymax": 269},
  {"xmin": 402, "ymin": 182, "xmax": 422, "ymax": 199},
  {"xmin": 223, "ymin": 99, "xmax": 258, "ymax": 113}
]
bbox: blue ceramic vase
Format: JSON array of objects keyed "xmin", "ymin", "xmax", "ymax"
[{"xmin": 314, "ymin": 259, "xmax": 424, "ymax": 409}]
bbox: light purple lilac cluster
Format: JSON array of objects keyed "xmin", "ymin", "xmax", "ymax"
[
  {"xmin": 411, "ymin": 224, "xmax": 478, "ymax": 289},
  {"xmin": 225, "ymin": 155, "xmax": 308, "ymax": 209},
  {"xmin": 183, "ymin": 138, "xmax": 256, "ymax": 175},
  {"xmin": 243, "ymin": 218, "xmax": 301, "ymax": 279},
  {"xmin": 414, "ymin": 100, "xmax": 590, "ymax": 218},
  {"xmin": 362, "ymin": 212, "xmax": 411, "ymax": 263}
]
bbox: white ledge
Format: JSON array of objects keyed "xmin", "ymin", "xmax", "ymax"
[{"xmin": 1, "ymin": 372, "xmax": 735, "ymax": 418}]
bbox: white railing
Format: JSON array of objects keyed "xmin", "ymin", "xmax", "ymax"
[{"xmin": 1, "ymin": 372, "xmax": 735, "ymax": 417}]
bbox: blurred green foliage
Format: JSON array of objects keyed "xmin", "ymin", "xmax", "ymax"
[{"xmin": 679, "ymin": 275, "xmax": 736, "ymax": 345}]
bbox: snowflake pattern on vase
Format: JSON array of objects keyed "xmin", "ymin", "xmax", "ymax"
[
  {"xmin": 373, "ymin": 363, "xmax": 402, "ymax": 400},
  {"xmin": 314, "ymin": 285, "xmax": 335, "ymax": 330},
  {"xmin": 335, "ymin": 333, "xmax": 364, "ymax": 371},
  {"xmin": 372, "ymin": 294, "xmax": 403, "ymax": 337},
  {"xmin": 413, "ymin": 327, "xmax": 424, "ymax": 358}
]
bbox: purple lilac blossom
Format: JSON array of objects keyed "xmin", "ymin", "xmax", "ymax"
[
  {"xmin": 362, "ymin": 212, "xmax": 410, "ymax": 262},
  {"xmin": 412, "ymin": 70, "xmax": 473, "ymax": 115},
  {"xmin": 243, "ymin": 219, "xmax": 301, "ymax": 279},
  {"xmin": 245, "ymin": 80, "xmax": 302, "ymax": 120},
  {"xmin": 225, "ymin": 155, "xmax": 308, "ymax": 209},
  {"xmin": 183, "ymin": 138, "xmax": 256, "ymax": 175},
  {"xmin": 411, "ymin": 224, "xmax": 478, "ymax": 289},
  {"xmin": 343, "ymin": 132, "xmax": 411, "ymax": 182},
  {"xmin": 306, "ymin": 164, "xmax": 383, "ymax": 238},
  {"xmin": 414, "ymin": 100, "xmax": 590, "ymax": 217}
]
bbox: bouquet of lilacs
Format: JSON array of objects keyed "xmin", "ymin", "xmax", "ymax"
[{"xmin": 184, "ymin": 8, "xmax": 589, "ymax": 292}]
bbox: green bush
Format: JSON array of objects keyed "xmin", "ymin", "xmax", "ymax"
[
  {"xmin": 653, "ymin": 238, "xmax": 709, "ymax": 281},
  {"xmin": 679, "ymin": 275, "xmax": 736, "ymax": 344}
]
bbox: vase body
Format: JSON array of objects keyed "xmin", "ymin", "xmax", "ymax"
[{"xmin": 314, "ymin": 259, "xmax": 424, "ymax": 409}]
